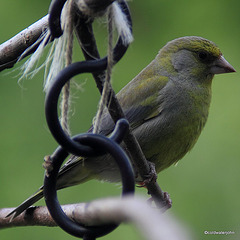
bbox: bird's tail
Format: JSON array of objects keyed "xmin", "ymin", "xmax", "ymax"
[
  {"xmin": 6, "ymin": 187, "xmax": 44, "ymax": 220},
  {"xmin": 5, "ymin": 156, "xmax": 92, "ymax": 220}
]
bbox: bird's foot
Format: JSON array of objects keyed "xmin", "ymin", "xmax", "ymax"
[
  {"xmin": 145, "ymin": 161, "xmax": 158, "ymax": 184},
  {"xmin": 137, "ymin": 161, "xmax": 157, "ymax": 187},
  {"xmin": 162, "ymin": 192, "xmax": 172, "ymax": 209},
  {"xmin": 146, "ymin": 192, "xmax": 172, "ymax": 210}
]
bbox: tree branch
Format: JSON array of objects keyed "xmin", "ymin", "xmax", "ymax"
[
  {"xmin": 0, "ymin": 197, "xmax": 190, "ymax": 240},
  {"xmin": 74, "ymin": 14, "xmax": 168, "ymax": 209},
  {"xmin": 0, "ymin": 15, "xmax": 48, "ymax": 72},
  {"xmin": 0, "ymin": 0, "xmax": 115, "ymax": 72}
]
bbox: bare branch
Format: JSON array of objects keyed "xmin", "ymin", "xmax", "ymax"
[
  {"xmin": 0, "ymin": 16, "xmax": 48, "ymax": 72},
  {"xmin": 0, "ymin": 197, "xmax": 190, "ymax": 240},
  {"xmin": 0, "ymin": 0, "xmax": 116, "ymax": 72}
]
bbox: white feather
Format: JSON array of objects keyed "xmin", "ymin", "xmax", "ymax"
[
  {"xmin": 19, "ymin": 1, "xmax": 73, "ymax": 91},
  {"xmin": 112, "ymin": 1, "xmax": 133, "ymax": 46},
  {"xmin": 19, "ymin": 0, "xmax": 133, "ymax": 90},
  {"xmin": 19, "ymin": 30, "xmax": 50, "ymax": 82}
]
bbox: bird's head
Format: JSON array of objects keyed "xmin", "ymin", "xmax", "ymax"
[{"xmin": 157, "ymin": 36, "xmax": 236, "ymax": 82}]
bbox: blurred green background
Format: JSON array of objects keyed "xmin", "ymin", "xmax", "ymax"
[{"xmin": 0, "ymin": 0, "xmax": 240, "ymax": 239}]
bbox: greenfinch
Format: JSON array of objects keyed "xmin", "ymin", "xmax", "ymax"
[{"xmin": 8, "ymin": 36, "xmax": 236, "ymax": 218}]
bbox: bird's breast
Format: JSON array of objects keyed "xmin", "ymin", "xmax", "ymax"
[{"xmin": 136, "ymin": 82, "xmax": 211, "ymax": 172}]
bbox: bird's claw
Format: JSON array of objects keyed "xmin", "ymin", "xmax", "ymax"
[
  {"xmin": 136, "ymin": 161, "xmax": 157, "ymax": 187},
  {"xmin": 144, "ymin": 161, "xmax": 158, "ymax": 185},
  {"xmin": 163, "ymin": 192, "xmax": 172, "ymax": 209},
  {"xmin": 146, "ymin": 192, "xmax": 172, "ymax": 210}
]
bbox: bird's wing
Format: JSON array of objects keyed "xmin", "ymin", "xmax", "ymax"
[
  {"xmin": 97, "ymin": 75, "xmax": 169, "ymax": 135},
  {"xmin": 58, "ymin": 75, "xmax": 169, "ymax": 181},
  {"xmin": 57, "ymin": 156, "xmax": 84, "ymax": 178}
]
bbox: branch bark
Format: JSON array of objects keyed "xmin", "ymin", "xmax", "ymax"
[
  {"xmin": 0, "ymin": 197, "xmax": 190, "ymax": 240},
  {"xmin": 0, "ymin": 0, "xmax": 115, "ymax": 72},
  {"xmin": 0, "ymin": 15, "xmax": 48, "ymax": 72}
]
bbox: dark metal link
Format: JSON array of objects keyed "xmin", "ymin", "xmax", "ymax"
[
  {"xmin": 45, "ymin": 61, "xmax": 118, "ymax": 157},
  {"xmin": 44, "ymin": 125, "xmax": 135, "ymax": 238},
  {"xmin": 44, "ymin": 1, "xmax": 134, "ymax": 239},
  {"xmin": 48, "ymin": 0, "xmax": 67, "ymax": 38},
  {"xmin": 109, "ymin": 118, "xmax": 129, "ymax": 144},
  {"xmin": 45, "ymin": 0, "xmax": 132, "ymax": 157}
]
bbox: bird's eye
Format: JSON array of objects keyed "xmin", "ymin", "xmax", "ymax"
[{"xmin": 198, "ymin": 51, "xmax": 208, "ymax": 61}]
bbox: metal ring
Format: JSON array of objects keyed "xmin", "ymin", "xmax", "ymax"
[{"xmin": 44, "ymin": 131, "xmax": 135, "ymax": 238}]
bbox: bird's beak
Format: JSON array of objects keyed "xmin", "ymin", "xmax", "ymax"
[{"xmin": 210, "ymin": 55, "xmax": 236, "ymax": 74}]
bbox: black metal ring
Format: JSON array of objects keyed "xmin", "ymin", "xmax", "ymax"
[{"xmin": 44, "ymin": 130, "xmax": 135, "ymax": 238}]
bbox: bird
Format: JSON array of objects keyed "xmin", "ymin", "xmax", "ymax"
[{"xmin": 7, "ymin": 36, "xmax": 236, "ymax": 219}]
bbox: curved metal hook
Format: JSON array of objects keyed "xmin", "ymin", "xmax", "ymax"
[
  {"xmin": 109, "ymin": 118, "xmax": 129, "ymax": 144},
  {"xmin": 45, "ymin": 60, "xmax": 129, "ymax": 156},
  {"xmin": 44, "ymin": 128, "xmax": 135, "ymax": 238},
  {"xmin": 48, "ymin": 0, "xmax": 66, "ymax": 38},
  {"xmin": 46, "ymin": 0, "xmax": 132, "ymax": 156},
  {"xmin": 44, "ymin": 1, "xmax": 134, "ymax": 239}
]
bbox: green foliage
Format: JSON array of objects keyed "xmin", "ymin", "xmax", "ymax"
[{"xmin": 0, "ymin": 0, "xmax": 240, "ymax": 239}]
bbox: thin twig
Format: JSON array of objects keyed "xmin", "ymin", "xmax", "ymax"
[
  {"xmin": 0, "ymin": 15, "xmax": 48, "ymax": 72},
  {"xmin": 74, "ymin": 13, "xmax": 167, "ymax": 208}
]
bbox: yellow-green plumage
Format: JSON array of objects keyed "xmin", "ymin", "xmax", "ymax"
[{"xmin": 7, "ymin": 36, "xmax": 235, "ymax": 218}]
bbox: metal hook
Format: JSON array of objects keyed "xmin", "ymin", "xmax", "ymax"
[
  {"xmin": 45, "ymin": 61, "xmax": 128, "ymax": 156},
  {"xmin": 43, "ymin": 123, "xmax": 135, "ymax": 238},
  {"xmin": 109, "ymin": 118, "xmax": 129, "ymax": 144},
  {"xmin": 45, "ymin": 0, "xmax": 132, "ymax": 156},
  {"xmin": 48, "ymin": 0, "xmax": 67, "ymax": 38},
  {"xmin": 44, "ymin": 2, "xmax": 134, "ymax": 238}
]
